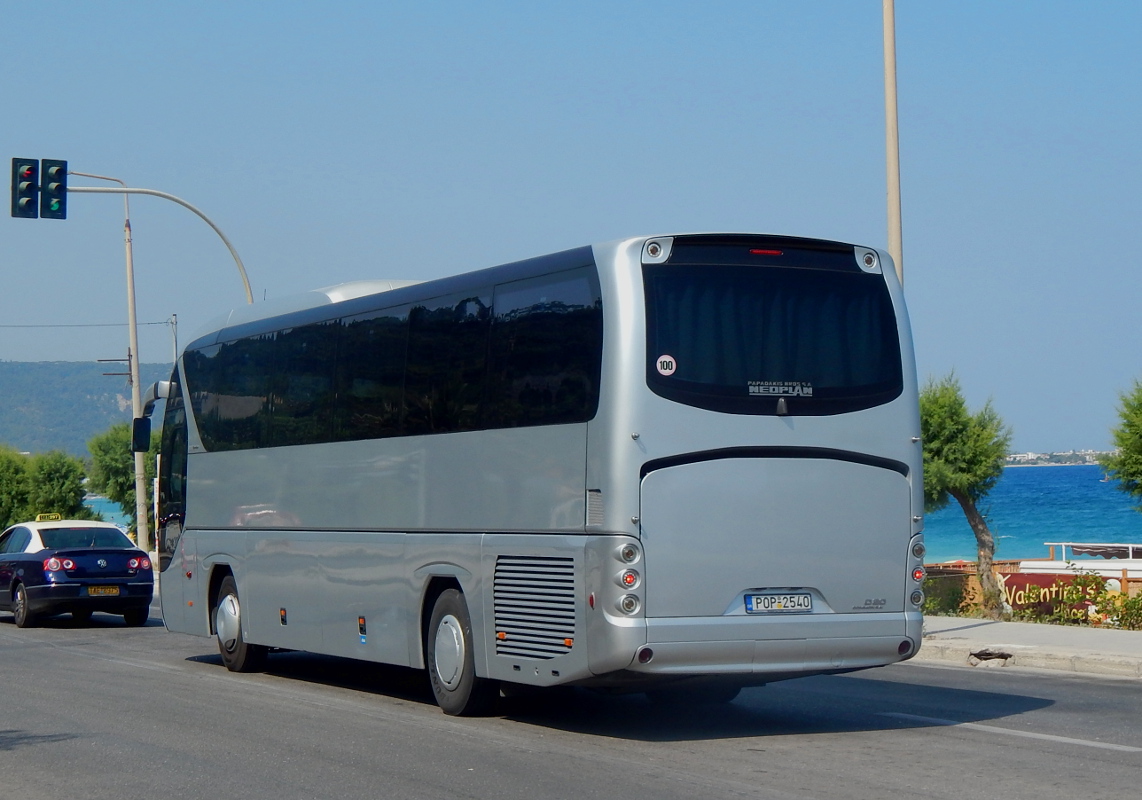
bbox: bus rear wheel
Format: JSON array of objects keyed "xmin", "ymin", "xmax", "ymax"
[
  {"xmin": 426, "ymin": 588, "xmax": 498, "ymax": 716},
  {"xmin": 214, "ymin": 575, "xmax": 267, "ymax": 672}
]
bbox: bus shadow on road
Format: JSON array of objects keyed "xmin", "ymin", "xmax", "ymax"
[
  {"xmin": 500, "ymin": 672, "xmax": 1056, "ymax": 742},
  {"xmin": 186, "ymin": 651, "xmax": 1055, "ymax": 742},
  {"xmin": 187, "ymin": 649, "xmax": 439, "ymax": 706}
]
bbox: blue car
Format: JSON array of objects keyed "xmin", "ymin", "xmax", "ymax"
[{"xmin": 0, "ymin": 516, "xmax": 154, "ymax": 627}]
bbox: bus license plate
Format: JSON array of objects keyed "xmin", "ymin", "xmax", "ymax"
[
  {"xmin": 745, "ymin": 593, "xmax": 812, "ymax": 613},
  {"xmin": 87, "ymin": 586, "xmax": 120, "ymax": 597}
]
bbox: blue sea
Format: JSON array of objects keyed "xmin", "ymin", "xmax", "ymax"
[
  {"xmin": 83, "ymin": 495, "xmax": 133, "ymax": 529},
  {"xmin": 924, "ymin": 464, "xmax": 1142, "ymax": 563}
]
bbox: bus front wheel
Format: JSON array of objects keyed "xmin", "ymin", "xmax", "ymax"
[
  {"xmin": 214, "ymin": 575, "xmax": 267, "ymax": 672},
  {"xmin": 426, "ymin": 589, "xmax": 498, "ymax": 716}
]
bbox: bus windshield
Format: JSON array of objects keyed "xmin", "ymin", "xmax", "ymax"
[{"xmin": 644, "ymin": 245, "xmax": 903, "ymax": 416}]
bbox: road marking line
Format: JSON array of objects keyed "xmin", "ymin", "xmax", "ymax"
[{"xmin": 878, "ymin": 712, "xmax": 1142, "ymax": 753}]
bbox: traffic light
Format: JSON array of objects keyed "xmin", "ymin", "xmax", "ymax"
[
  {"xmin": 40, "ymin": 159, "xmax": 67, "ymax": 219},
  {"xmin": 10, "ymin": 158, "xmax": 39, "ymax": 218}
]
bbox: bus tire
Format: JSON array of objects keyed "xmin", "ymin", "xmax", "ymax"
[
  {"xmin": 13, "ymin": 584, "xmax": 36, "ymax": 628},
  {"xmin": 426, "ymin": 588, "xmax": 498, "ymax": 716},
  {"xmin": 214, "ymin": 575, "xmax": 267, "ymax": 672}
]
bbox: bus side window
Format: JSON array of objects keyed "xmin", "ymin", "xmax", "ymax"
[
  {"xmin": 272, "ymin": 321, "xmax": 339, "ymax": 447},
  {"xmin": 486, "ymin": 268, "xmax": 603, "ymax": 428},
  {"xmin": 404, "ymin": 293, "xmax": 491, "ymax": 435},
  {"xmin": 184, "ymin": 336, "xmax": 274, "ymax": 451},
  {"xmin": 334, "ymin": 306, "xmax": 409, "ymax": 442}
]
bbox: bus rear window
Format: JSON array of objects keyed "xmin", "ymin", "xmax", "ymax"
[{"xmin": 644, "ymin": 260, "xmax": 903, "ymax": 416}]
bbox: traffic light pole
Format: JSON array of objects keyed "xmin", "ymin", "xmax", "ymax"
[
  {"xmin": 66, "ymin": 185, "xmax": 254, "ymax": 304},
  {"xmin": 66, "ymin": 179, "xmax": 253, "ymax": 553},
  {"xmin": 68, "ymin": 173, "xmax": 152, "ymax": 550}
]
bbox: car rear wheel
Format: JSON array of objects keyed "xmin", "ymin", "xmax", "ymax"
[
  {"xmin": 13, "ymin": 584, "xmax": 36, "ymax": 628},
  {"xmin": 123, "ymin": 608, "xmax": 149, "ymax": 627},
  {"xmin": 426, "ymin": 588, "xmax": 498, "ymax": 716},
  {"xmin": 214, "ymin": 575, "xmax": 267, "ymax": 672}
]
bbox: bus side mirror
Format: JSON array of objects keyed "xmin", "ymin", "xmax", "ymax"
[{"xmin": 131, "ymin": 418, "xmax": 151, "ymax": 452}]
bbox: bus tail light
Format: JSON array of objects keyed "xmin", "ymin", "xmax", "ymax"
[
  {"xmin": 912, "ymin": 567, "xmax": 926, "ymax": 582},
  {"xmin": 910, "ymin": 590, "xmax": 924, "ymax": 606},
  {"xmin": 618, "ymin": 569, "xmax": 640, "ymax": 588},
  {"xmin": 619, "ymin": 595, "xmax": 640, "ymax": 614},
  {"xmin": 617, "ymin": 543, "xmax": 640, "ymax": 563}
]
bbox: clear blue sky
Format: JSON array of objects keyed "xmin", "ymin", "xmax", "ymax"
[{"xmin": 2, "ymin": 2, "xmax": 1139, "ymax": 453}]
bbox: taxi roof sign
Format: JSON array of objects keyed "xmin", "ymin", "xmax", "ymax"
[{"xmin": 34, "ymin": 513, "xmax": 62, "ymax": 522}]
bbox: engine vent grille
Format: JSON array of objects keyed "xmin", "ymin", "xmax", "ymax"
[{"xmin": 493, "ymin": 555, "xmax": 576, "ymax": 660}]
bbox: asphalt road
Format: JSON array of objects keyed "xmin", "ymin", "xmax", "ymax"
[{"xmin": 2, "ymin": 605, "xmax": 1140, "ymax": 800}]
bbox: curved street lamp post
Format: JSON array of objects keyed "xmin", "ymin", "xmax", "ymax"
[{"xmin": 68, "ymin": 175, "xmax": 253, "ymax": 551}]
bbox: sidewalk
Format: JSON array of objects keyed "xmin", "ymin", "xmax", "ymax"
[{"xmin": 915, "ymin": 615, "xmax": 1142, "ymax": 678}]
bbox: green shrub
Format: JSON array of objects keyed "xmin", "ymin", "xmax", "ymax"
[{"xmin": 922, "ymin": 574, "xmax": 968, "ymax": 616}]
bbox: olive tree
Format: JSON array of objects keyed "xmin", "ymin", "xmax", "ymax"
[
  {"xmin": 920, "ymin": 374, "xmax": 1012, "ymax": 617},
  {"xmin": 1101, "ymin": 379, "xmax": 1142, "ymax": 510}
]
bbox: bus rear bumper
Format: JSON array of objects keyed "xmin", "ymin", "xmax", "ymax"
[{"xmin": 625, "ymin": 612, "xmax": 921, "ymax": 677}]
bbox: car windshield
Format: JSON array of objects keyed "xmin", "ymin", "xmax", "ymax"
[{"xmin": 39, "ymin": 527, "xmax": 135, "ymax": 549}]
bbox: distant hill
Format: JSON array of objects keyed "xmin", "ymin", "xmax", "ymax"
[{"xmin": 0, "ymin": 361, "xmax": 173, "ymax": 457}]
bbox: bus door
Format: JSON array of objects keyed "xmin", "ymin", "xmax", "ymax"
[{"xmin": 156, "ymin": 374, "xmax": 203, "ymax": 634}]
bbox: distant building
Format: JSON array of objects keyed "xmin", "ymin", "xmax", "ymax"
[{"xmin": 1005, "ymin": 450, "xmax": 1107, "ymax": 466}]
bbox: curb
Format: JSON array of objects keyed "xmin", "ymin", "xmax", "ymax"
[{"xmin": 914, "ymin": 637, "xmax": 1142, "ymax": 679}]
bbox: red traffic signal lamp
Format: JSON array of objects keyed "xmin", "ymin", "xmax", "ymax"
[
  {"xmin": 40, "ymin": 159, "xmax": 67, "ymax": 219},
  {"xmin": 10, "ymin": 158, "xmax": 39, "ymax": 218}
]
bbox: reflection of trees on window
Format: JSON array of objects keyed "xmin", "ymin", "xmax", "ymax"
[
  {"xmin": 486, "ymin": 269, "xmax": 603, "ymax": 427},
  {"xmin": 185, "ymin": 336, "xmax": 274, "ymax": 450},
  {"xmin": 272, "ymin": 322, "xmax": 338, "ymax": 446},
  {"xmin": 334, "ymin": 307, "xmax": 409, "ymax": 441},
  {"xmin": 405, "ymin": 294, "xmax": 491, "ymax": 435}
]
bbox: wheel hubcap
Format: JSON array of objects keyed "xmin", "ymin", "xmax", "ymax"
[
  {"xmin": 215, "ymin": 594, "xmax": 241, "ymax": 653},
  {"xmin": 434, "ymin": 614, "xmax": 465, "ymax": 690}
]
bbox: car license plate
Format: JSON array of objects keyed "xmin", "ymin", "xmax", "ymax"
[
  {"xmin": 87, "ymin": 586, "xmax": 120, "ymax": 597},
  {"xmin": 745, "ymin": 593, "xmax": 812, "ymax": 613}
]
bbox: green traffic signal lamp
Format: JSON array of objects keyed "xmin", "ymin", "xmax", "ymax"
[
  {"xmin": 40, "ymin": 159, "xmax": 67, "ymax": 219},
  {"xmin": 10, "ymin": 158, "xmax": 39, "ymax": 219}
]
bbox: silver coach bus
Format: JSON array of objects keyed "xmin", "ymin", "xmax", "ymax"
[{"xmin": 142, "ymin": 233, "xmax": 925, "ymax": 715}]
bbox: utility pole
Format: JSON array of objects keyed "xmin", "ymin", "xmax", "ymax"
[
  {"xmin": 883, "ymin": 0, "xmax": 904, "ymax": 285},
  {"xmin": 169, "ymin": 314, "xmax": 178, "ymax": 364}
]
